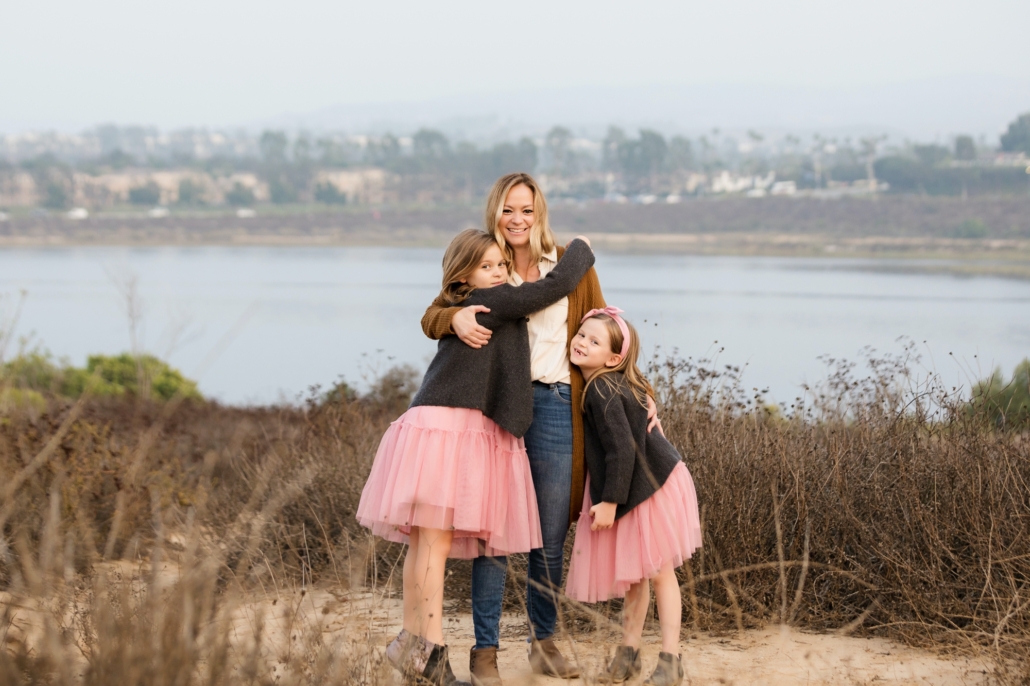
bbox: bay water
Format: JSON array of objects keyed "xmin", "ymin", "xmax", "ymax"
[{"xmin": 1, "ymin": 246, "xmax": 1027, "ymax": 405}]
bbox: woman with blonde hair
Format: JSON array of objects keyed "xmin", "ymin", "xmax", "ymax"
[{"xmin": 421, "ymin": 172, "xmax": 658, "ymax": 685}]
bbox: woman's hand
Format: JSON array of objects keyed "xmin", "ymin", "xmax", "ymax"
[
  {"xmin": 452, "ymin": 305, "xmax": 493, "ymax": 349},
  {"xmin": 589, "ymin": 502, "xmax": 617, "ymax": 531},
  {"xmin": 568, "ymin": 235, "xmax": 592, "ymax": 248},
  {"xmin": 646, "ymin": 395, "xmax": 665, "ymax": 436}
]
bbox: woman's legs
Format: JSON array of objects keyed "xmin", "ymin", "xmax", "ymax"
[
  {"xmin": 402, "ymin": 526, "xmax": 454, "ymax": 644},
  {"xmin": 524, "ymin": 382, "xmax": 574, "ymax": 641},
  {"xmin": 651, "ymin": 564, "xmax": 683, "ymax": 654},
  {"xmin": 471, "ymin": 554, "xmax": 507, "ymax": 649},
  {"xmin": 466, "ymin": 383, "xmax": 573, "ymax": 648}
]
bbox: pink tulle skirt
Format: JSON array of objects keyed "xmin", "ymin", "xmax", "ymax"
[
  {"xmin": 566, "ymin": 462, "xmax": 703, "ymax": 603},
  {"xmin": 356, "ymin": 406, "xmax": 542, "ymax": 559}
]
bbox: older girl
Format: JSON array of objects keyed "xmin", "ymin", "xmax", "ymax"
[{"xmin": 359, "ymin": 229, "xmax": 595, "ymax": 686}]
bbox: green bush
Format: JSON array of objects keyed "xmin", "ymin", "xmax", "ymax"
[
  {"xmin": 313, "ymin": 181, "xmax": 346, "ymax": 204},
  {"xmin": 43, "ymin": 182, "xmax": 69, "ymax": 209},
  {"xmin": 1, "ymin": 351, "xmax": 202, "ymax": 402},
  {"xmin": 970, "ymin": 359, "xmax": 1030, "ymax": 428},
  {"xmin": 0, "ymin": 388, "xmax": 46, "ymax": 414},
  {"xmin": 177, "ymin": 178, "xmax": 204, "ymax": 205},
  {"xmin": 224, "ymin": 182, "xmax": 255, "ymax": 207},
  {"xmin": 128, "ymin": 183, "xmax": 161, "ymax": 205},
  {"xmin": 953, "ymin": 218, "xmax": 989, "ymax": 238}
]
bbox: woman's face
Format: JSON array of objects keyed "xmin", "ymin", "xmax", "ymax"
[{"xmin": 497, "ymin": 184, "xmax": 535, "ymax": 249}]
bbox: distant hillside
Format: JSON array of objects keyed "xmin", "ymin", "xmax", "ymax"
[{"xmin": 2, "ymin": 196, "xmax": 1028, "ymax": 246}]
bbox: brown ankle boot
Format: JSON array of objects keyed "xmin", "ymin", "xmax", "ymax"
[
  {"xmin": 602, "ymin": 645, "xmax": 642, "ymax": 683},
  {"xmin": 528, "ymin": 637, "xmax": 581, "ymax": 679},
  {"xmin": 643, "ymin": 651, "xmax": 684, "ymax": 686},
  {"xmin": 469, "ymin": 646, "xmax": 502, "ymax": 686}
]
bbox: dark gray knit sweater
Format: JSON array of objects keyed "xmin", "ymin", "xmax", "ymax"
[
  {"xmin": 583, "ymin": 373, "xmax": 682, "ymax": 520},
  {"xmin": 408, "ymin": 239, "xmax": 594, "ymax": 438}
]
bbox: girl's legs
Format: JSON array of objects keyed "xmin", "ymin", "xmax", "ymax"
[
  {"xmin": 621, "ymin": 579, "xmax": 650, "ymax": 649},
  {"xmin": 402, "ymin": 525, "xmax": 454, "ymax": 644},
  {"xmin": 402, "ymin": 527, "xmax": 420, "ymax": 635},
  {"xmin": 651, "ymin": 564, "xmax": 682, "ymax": 654},
  {"xmin": 622, "ymin": 565, "xmax": 682, "ymax": 653}
]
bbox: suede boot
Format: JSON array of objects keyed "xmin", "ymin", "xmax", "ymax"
[
  {"xmin": 386, "ymin": 630, "xmax": 421, "ymax": 673},
  {"xmin": 643, "ymin": 651, "xmax": 684, "ymax": 686},
  {"xmin": 417, "ymin": 644, "xmax": 471, "ymax": 686},
  {"xmin": 469, "ymin": 646, "xmax": 502, "ymax": 686},
  {"xmin": 528, "ymin": 637, "xmax": 581, "ymax": 678},
  {"xmin": 601, "ymin": 645, "xmax": 642, "ymax": 683}
]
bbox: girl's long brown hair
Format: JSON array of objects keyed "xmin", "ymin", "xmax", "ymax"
[
  {"xmin": 484, "ymin": 172, "xmax": 556, "ymax": 266},
  {"xmin": 581, "ymin": 314, "xmax": 650, "ymax": 409},
  {"xmin": 438, "ymin": 229, "xmax": 502, "ymax": 306}
]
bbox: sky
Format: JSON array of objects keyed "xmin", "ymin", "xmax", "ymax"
[{"xmin": 2, "ymin": 0, "xmax": 1029, "ymax": 136}]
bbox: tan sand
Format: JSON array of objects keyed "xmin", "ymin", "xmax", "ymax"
[
  {"xmin": 239, "ymin": 586, "xmax": 993, "ymax": 686},
  {"xmin": 0, "ymin": 558, "xmax": 994, "ymax": 684}
]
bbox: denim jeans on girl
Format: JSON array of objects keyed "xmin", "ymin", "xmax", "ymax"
[{"xmin": 471, "ymin": 381, "xmax": 573, "ymax": 648}]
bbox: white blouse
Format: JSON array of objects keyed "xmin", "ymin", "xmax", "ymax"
[{"xmin": 510, "ymin": 247, "xmax": 572, "ymax": 385}]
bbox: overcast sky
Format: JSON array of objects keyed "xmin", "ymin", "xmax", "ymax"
[{"xmin": 2, "ymin": 0, "xmax": 1028, "ymax": 134}]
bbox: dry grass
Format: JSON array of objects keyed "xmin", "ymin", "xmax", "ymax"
[{"xmin": 1, "ymin": 346, "xmax": 1028, "ymax": 683}]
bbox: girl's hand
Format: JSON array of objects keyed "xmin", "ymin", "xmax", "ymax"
[
  {"xmin": 568, "ymin": 235, "xmax": 592, "ymax": 248},
  {"xmin": 646, "ymin": 395, "xmax": 665, "ymax": 436},
  {"xmin": 589, "ymin": 502, "xmax": 617, "ymax": 531},
  {"xmin": 453, "ymin": 306, "xmax": 493, "ymax": 348}
]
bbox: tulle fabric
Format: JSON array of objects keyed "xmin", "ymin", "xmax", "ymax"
[
  {"xmin": 566, "ymin": 462, "xmax": 703, "ymax": 602},
  {"xmin": 356, "ymin": 406, "xmax": 542, "ymax": 559}
]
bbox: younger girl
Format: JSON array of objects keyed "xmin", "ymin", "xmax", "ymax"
[
  {"xmin": 566, "ymin": 307, "xmax": 703, "ymax": 686},
  {"xmin": 357, "ymin": 229, "xmax": 595, "ymax": 686}
]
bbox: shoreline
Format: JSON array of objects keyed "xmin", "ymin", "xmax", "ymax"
[{"xmin": 2, "ymin": 231, "xmax": 1028, "ymax": 279}]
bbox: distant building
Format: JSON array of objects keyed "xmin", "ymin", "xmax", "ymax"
[
  {"xmin": 314, "ymin": 168, "xmax": 391, "ymax": 205},
  {"xmin": 0, "ymin": 172, "xmax": 40, "ymax": 206}
]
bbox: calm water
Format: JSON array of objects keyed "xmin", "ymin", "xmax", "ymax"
[{"xmin": 1, "ymin": 247, "xmax": 1028, "ymax": 405}]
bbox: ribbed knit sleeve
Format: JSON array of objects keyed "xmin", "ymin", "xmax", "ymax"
[{"xmin": 421, "ymin": 295, "xmax": 463, "ymax": 340}]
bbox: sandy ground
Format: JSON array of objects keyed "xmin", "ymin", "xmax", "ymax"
[
  {"xmin": 0, "ymin": 558, "xmax": 995, "ymax": 684},
  {"xmin": 235, "ymin": 585, "xmax": 994, "ymax": 686}
]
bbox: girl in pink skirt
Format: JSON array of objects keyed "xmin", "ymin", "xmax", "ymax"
[
  {"xmin": 357, "ymin": 229, "xmax": 595, "ymax": 686},
  {"xmin": 566, "ymin": 307, "xmax": 703, "ymax": 686}
]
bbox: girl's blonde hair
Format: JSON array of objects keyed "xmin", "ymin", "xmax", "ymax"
[
  {"xmin": 439, "ymin": 229, "xmax": 502, "ymax": 306},
  {"xmin": 581, "ymin": 314, "xmax": 650, "ymax": 409},
  {"xmin": 484, "ymin": 172, "xmax": 556, "ymax": 265}
]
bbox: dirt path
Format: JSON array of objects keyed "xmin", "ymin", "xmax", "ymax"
[
  {"xmin": 0, "ymin": 558, "xmax": 994, "ymax": 685},
  {"xmin": 240, "ymin": 587, "xmax": 994, "ymax": 685}
]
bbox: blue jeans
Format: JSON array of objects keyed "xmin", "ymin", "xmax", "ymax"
[{"xmin": 471, "ymin": 382, "xmax": 574, "ymax": 648}]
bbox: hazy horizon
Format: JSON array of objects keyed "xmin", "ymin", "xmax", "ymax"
[{"xmin": 3, "ymin": 0, "xmax": 1029, "ymax": 139}]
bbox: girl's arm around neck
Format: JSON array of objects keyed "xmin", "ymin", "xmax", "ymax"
[{"xmin": 473, "ymin": 239, "xmax": 594, "ymax": 327}]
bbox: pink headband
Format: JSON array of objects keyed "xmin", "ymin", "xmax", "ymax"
[{"xmin": 581, "ymin": 306, "xmax": 631, "ymax": 359}]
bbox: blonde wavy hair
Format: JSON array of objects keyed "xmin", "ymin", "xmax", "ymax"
[
  {"xmin": 439, "ymin": 229, "xmax": 503, "ymax": 306},
  {"xmin": 484, "ymin": 172, "xmax": 556, "ymax": 266},
  {"xmin": 581, "ymin": 314, "xmax": 650, "ymax": 409}
]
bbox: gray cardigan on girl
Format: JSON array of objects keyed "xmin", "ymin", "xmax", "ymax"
[
  {"xmin": 583, "ymin": 372, "xmax": 681, "ymax": 520},
  {"xmin": 408, "ymin": 239, "xmax": 594, "ymax": 438}
]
